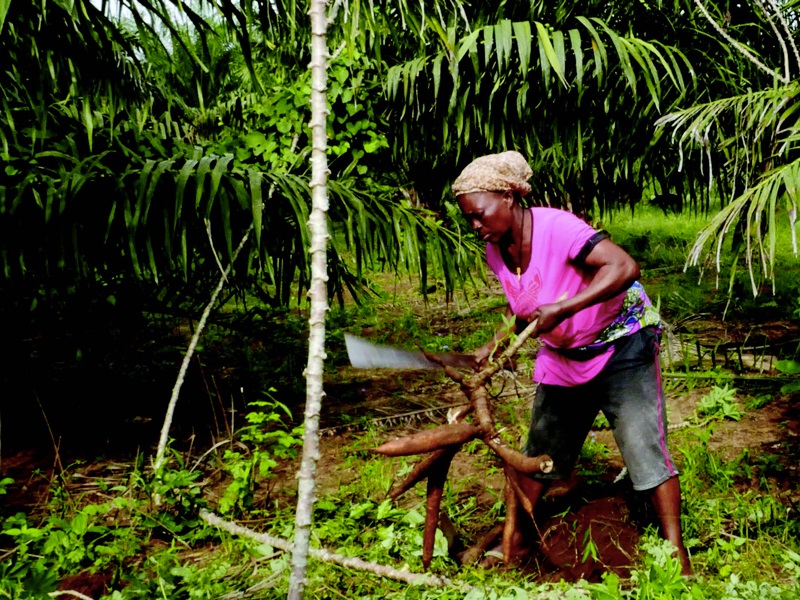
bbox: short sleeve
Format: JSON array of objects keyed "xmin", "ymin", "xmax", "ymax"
[
  {"xmin": 555, "ymin": 212, "xmax": 601, "ymax": 262},
  {"xmin": 573, "ymin": 232, "xmax": 606, "ymax": 265}
]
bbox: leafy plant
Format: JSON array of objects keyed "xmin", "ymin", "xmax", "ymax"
[
  {"xmin": 576, "ymin": 432, "xmax": 610, "ymax": 483},
  {"xmin": 775, "ymin": 359, "xmax": 800, "ymax": 393},
  {"xmin": 629, "ymin": 533, "xmax": 691, "ymax": 599},
  {"xmin": 219, "ymin": 390, "xmax": 303, "ymax": 515},
  {"xmin": 696, "ymin": 384, "xmax": 743, "ymax": 422}
]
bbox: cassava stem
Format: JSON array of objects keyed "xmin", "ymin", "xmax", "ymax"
[
  {"xmin": 469, "ymin": 386, "xmax": 495, "ymax": 433},
  {"xmin": 485, "ymin": 438, "xmax": 553, "ymax": 474},
  {"xmin": 370, "ymin": 317, "xmax": 544, "ymax": 571}
]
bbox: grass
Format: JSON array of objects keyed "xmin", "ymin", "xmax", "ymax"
[{"xmin": 3, "ymin": 376, "xmax": 800, "ymax": 598}]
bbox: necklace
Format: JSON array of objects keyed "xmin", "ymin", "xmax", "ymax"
[{"xmin": 517, "ymin": 208, "xmax": 527, "ymax": 282}]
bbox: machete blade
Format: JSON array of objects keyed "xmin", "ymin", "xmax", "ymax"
[{"xmin": 344, "ymin": 334, "xmax": 474, "ymax": 370}]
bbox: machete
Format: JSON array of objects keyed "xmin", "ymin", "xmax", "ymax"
[{"xmin": 344, "ymin": 333, "xmax": 475, "ymax": 370}]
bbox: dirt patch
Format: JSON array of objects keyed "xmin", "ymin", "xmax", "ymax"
[
  {"xmin": 57, "ymin": 571, "xmax": 113, "ymax": 598},
  {"xmin": 535, "ymin": 493, "xmax": 639, "ymax": 583}
]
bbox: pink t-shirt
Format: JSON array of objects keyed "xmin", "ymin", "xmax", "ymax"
[{"xmin": 487, "ymin": 207, "xmax": 627, "ymax": 387}]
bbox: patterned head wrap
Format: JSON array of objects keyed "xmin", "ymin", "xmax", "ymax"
[{"xmin": 451, "ymin": 151, "xmax": 533, "ymax": 196}]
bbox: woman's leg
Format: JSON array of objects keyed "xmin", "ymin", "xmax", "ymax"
[
  {"xmin": 599, "ymin": 328, "xmax": 691, "ymax": 574},
  {"xmin": 480, "ymin": 475, "xmax": 549, "ymax": 566},
  {"xmin": 651, "ymin": 475, "xmax": 692, "ymax": 575}
]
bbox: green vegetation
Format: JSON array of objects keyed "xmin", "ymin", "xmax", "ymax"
[
  {"xmin": 3, "ymin": 260, "xmax": 800, "ymax": 598},
  {"xmin": 3, "ymin": 375, "xmax": 800, "ymax": 598},
  {"xmin": 3, "ymin": 0, "xmax": 800, "ymax": 597}
]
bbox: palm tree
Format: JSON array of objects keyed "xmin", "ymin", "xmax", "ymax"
[
  {"xmin": 0, "ymin": 0, "xmax": 483, "ymax": 324},
  {"xmin": 655, "ymin": 0, "xmax": 800, "ymax": 296},
  {"xmin": 3, "ymin": 0, "xmax": 790, "ymax": 322},
  {"xmin": 379, "ymin": 0, "xmax": 791, "ymax": 218}
]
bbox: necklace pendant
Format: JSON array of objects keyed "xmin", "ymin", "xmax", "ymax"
[{"xmin": 516, "ymin": 267, "xmax": 521, "ymax": 282}]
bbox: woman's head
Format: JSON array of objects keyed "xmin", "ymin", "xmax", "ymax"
[
  {"xmin": 453, "ymin": 151, "xmax": 532, "ymax": 243},
  {"xmin": 452, "ymin": 151, "xmax": 533, "ymax": 197}
]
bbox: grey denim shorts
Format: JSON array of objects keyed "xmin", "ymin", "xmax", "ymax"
[{"xmin": 523, "ymin": 326, "xmax": 678, "ymax": 491}]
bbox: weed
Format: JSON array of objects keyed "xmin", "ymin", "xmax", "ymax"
[
  {"xmin": 708, "ymin": 534, "xmax": 748, "ymax": 577},
  {"xmin": 775, "ymin": 359, "xmax": 800, "ymax": 393},
  {"xmin": 576, "ymin": 433, "xmax": 611, "ymax": 483},
  {"xmin": 720, "ymin": 573, "xmax": 798, "ymax": 599},
  {"xmin": 782, "ymin": 549, "xmax": 800, "ymax": 580},
  {"xmin": 581, "ymin": 525, "xmax": 600, "ymax": 563},
  {"xmin": 754, "ymin": 452, "xmax": 787, "ymax": 479},
  {"xmin": 680, "ymin": 427, "xmax": 740, "ymax": 494},
  {"xmin": 462, "ymin": 439, "xmax": 483, "ymax": 454},
  {"xmin": 218, "ymin": 389, "xmax": 303, "ymax": 515},
  {"xmin": 744, "ymin": 393, "xmax": 774, "ymax": 410},
  {"xmin": 593, "ymin": 413, "xmax": 611, "ymax": 429},
  {"xmin": 696, "ymin": 384, "xmax": 743, "ymax": 422},
  {"xmin": 630, "ymin": 532, "xmax": 689, "ymax": 598}
]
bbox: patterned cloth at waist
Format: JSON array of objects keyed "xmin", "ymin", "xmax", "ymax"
[{"xmin": 552, "ymin": 281, "xmax": 661, "ymax": 362}]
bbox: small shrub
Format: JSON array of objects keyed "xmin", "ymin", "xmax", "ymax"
[{"xmin": 696, "ymin": 384, "xmax": 743, "ymax": 422}]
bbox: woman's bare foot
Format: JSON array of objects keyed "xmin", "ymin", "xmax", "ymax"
[{"xmin": 477, "ymin": 543, "xmax": 531, "ymax": 568}]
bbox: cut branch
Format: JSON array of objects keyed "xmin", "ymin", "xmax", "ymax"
[
  {"xmin": 200, "ymin": 510, "xmax": 457, "ymax": 588},
  {"xmin": 153, "ymin": 225, "xmax": 252, "ymax": 475}
]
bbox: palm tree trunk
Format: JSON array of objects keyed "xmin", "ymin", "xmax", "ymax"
[{"xmin": 288, "ymin": 0, "xmax": 330, "ymax": 597}]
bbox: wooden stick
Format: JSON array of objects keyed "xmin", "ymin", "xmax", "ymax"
[
  {"xmin": 154, "ymin": 226, "xmax": 253, "ymax": 475},
  {"xmin": 472, "ymin": 319, "xmax": 539, "ymax": 387},
  {"xmin": 200, "ymin": 510, "xmax": 458, "ymax": 588}
]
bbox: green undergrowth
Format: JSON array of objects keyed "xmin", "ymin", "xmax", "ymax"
[
  {"xmin": 4, "ymin": 208, "xmax": 800, "ymax": 597},
  {"xmin": 2, "ymin": 382, "xmax": 799, "ymax": 598},
  {"xmin": 120, "ymin": 204, "xmax": 800, "ymax": 445}
]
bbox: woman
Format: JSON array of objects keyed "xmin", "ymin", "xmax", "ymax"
[{"xmin": 453, "ymin": 151, "xmax": 692, "ymax": 575}]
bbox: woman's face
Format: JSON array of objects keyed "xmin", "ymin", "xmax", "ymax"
[{"xmin": 457, "ymin": 191, "xmax": 514, "ymax": 243}]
